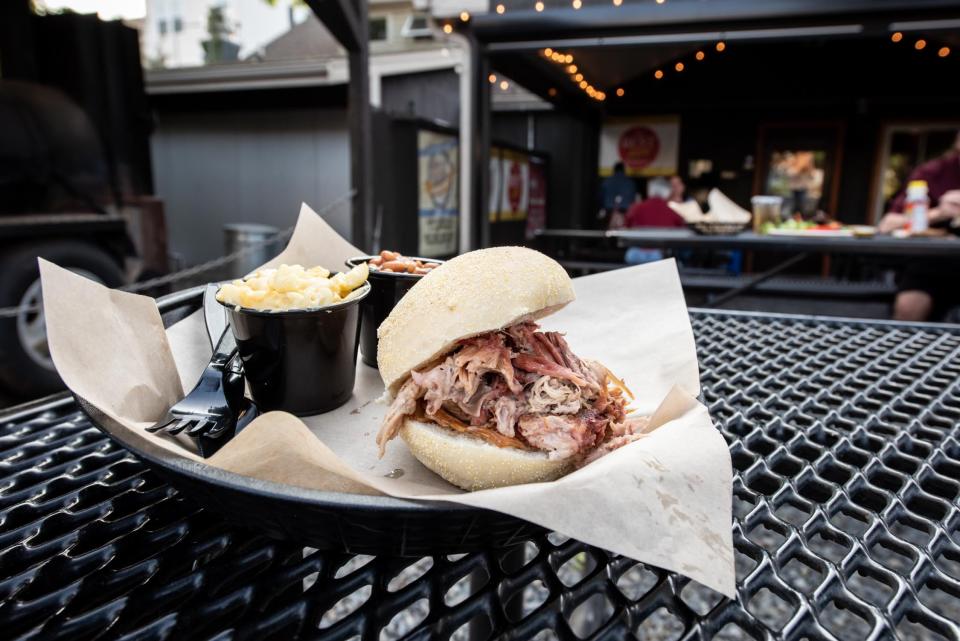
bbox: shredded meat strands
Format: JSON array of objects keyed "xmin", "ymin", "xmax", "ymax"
[{"xmin": 376, "ymin": 322, "xmax": 648, "ymax": 464}]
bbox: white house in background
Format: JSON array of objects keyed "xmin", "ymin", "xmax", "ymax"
[{"xmin": 143, "ymin": 0, "xmax": 312, "ymax": 68}]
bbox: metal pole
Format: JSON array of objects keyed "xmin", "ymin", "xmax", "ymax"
[{"xmin": 347, "ymin": 0, "xmax": 373, "ymax": 251}]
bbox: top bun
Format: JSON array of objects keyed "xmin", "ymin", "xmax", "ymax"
[{"xmin": 377, "ymin": 246, "xmax": 575, "ymax": 394}]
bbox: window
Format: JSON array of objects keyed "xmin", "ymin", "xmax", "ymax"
[
  {"xmin": 173, "ymin": 17, "xmax": 183, "ymax": 33},
  {"xmin": 401, "ymin": 14, "xmax": 433, "ymax": 39},
  {"xmin": 369, "ymin": 17, "xmax": 387, "ymax": 42},
  {"xmin": 158, "ymin": 19, "xmax": 167, "ymax": 35}
]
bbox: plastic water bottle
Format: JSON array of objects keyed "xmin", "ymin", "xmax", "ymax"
[{"xmin": 905, "ymin": 180, "xmax": 929, "ymax": 233}]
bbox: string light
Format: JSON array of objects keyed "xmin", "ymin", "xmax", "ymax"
[
  {"xmin": 656, "ymin": 0, "xmax": 665, "ymax": 3},
  {"xmin": 616, "ymin": 87, "xmax": 624, "ymax": 97},
  {"xmin": 675, "ymin": 62, "xmax": 684, "ymax": 72},
  {"xmin": 695, "ymin": 50, "xmax": 705, "ymax": 61},
  {"xmin": 500, "ymin": 80, "xmax": 509, "ymax": 90},
  {"xmin": 716, "ymin": 41, "xmax": 726, "ymax": 52},
  {"xmin": 442, "ymin": 23, "xmax": 453, "ymax": 34},
  {"xmin": 891, "ymin": 32, "xmax": 903, "ymax": 43},
  {"xmin": 496, "ymin": 3, "xmax": 505, "ymax": 13},
  {"xmin": 939, "ymin": 46, "xmax": 951, "ymax": 57},
  {"xmin": 572, "ymin": 0, "xmax": 582, "ymax": 8},
  {"xmin": 535, "ymin": 1, "xmax": 544, "ymax": 11},
  {"xmin": 915, "ymin": 39, "xmax": 926, "ymax": 50},
  {"xmin": 459, "ymin": 11, "xmax": 470, "ymax": 21},
  {"xmin": 545, "ymin": 48, "xmax": 600, "ymax": 101},
  {"xmin": 654, "ymin": 69, "xmax": 663, "ymax": 79},
  {"xmin": 548, "ymin": 87, "xmax": 557, "ymax": 96},
  {"xmin": 488, "ymin": 73, "xmax": 497, "ymax": 83},
  {"xmin": 613, "ymin": 0, "xmax": 622, "ymax": 5}
]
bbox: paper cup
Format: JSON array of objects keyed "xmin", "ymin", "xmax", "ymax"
[
  {"xmin": 345, "ymin": 256, "xmax": 443, "ymax": 368},
  {"xmin": 220, "ymin": 282, "xmax": 370, "ymax": 415}
]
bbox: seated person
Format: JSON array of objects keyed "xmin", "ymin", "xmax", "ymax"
[
  {"xmin": 622, "ymin": 177, "xmax": 687, "ymax": 264},
  {"xmin": 878, "ymin": 132, "xmax": 960, "ymax": 321}
]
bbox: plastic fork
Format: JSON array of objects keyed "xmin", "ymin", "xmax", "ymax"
[{"xmin": 146, "ymin": 326, "xmax": 243, "ymax": 439}]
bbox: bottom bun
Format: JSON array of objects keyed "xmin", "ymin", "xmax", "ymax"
[{"xmin": 400, "ymin": 418, "xmax": 572, "ymax": 491}]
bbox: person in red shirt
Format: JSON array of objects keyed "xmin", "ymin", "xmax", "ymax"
[
  {"xmin": 623, "ymin": 176, "xmax": 687, "ymax": 229},
  {"xmin": 878, "ymin": 132, "xmax": 960, "ymax": 321},
  {"xmin": 620, "ymin": 176, "xmax": 688, "ymax": 265}
]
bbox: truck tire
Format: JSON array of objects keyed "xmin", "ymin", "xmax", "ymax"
[{"xmin": 0, "ymin": 240, "xmax": 124, "ymax": 397}]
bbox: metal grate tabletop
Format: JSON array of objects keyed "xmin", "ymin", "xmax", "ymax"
[{"xmin": 2, "ymin": 309, "xmax": 960, "ymax": 640}]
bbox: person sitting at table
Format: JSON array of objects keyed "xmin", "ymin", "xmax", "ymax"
[
  {"xmin": 878, "ymin": 131, "xmax": 960, "ymax": 321},
  {"xmin": 599, "ymin": 162, "xmax": 637, "ymax": 228},
  {"xmin": 621, "ymin": 177, "xmax": 687, "ymax": 264}
]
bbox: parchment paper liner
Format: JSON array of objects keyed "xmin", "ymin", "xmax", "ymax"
[{"xmin": 40, "ymin": 203, "xmax": 735, "ymax": 597}]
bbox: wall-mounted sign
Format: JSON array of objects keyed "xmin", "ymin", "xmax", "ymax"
[
  {"xmin": 499, "ymin": 149, "xmax": 529, "ymax": 222},
  {"xmin": 599, "ymin": 116, "xmax": 680, "ymax": 177},
  {"xmin": 525, "ymin": 158, "xmax": 547, "ymax": 239},
  {"xmin": 417, "ymin": 130, "xmax": 459, "ymax": 257}
]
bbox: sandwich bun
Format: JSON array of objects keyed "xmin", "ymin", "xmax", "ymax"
[
  {"xmin": 378, "ymin": 246, "xmax": 575, "ymax": 394},
  {"xmin": 400, "ymin": 417, "xmax": 572, "ymax": 491}
]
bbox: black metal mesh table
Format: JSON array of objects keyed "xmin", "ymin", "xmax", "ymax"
[{"xmin": 2, "ymin": 307, "xmax": 960, "ymax": 641}]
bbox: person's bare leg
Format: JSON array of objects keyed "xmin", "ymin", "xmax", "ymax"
[{"xmin": 893, "ymin": 290, "xmax": 933, "ymax": 322}]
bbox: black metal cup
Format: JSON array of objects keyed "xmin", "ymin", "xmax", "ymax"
[
  {"xmin": 345, "ymin": 256, "xmax": 443, "ymax": 368},
  {"xmin": 220, "ymin": 282, "xmax": 370, "ymax": 416}
]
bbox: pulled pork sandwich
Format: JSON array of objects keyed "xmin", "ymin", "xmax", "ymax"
[{"xmin": 375, "ymin": 247, "xmax": 649, "ymax": 490}]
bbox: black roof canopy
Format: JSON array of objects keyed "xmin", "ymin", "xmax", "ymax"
[{"xmin": 462, "ymin": 0, "xmax": 960, "ymax": 112}]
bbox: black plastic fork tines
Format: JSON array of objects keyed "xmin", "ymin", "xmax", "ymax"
[{"xmin": 146, "ymin": 326, "xmax": 244, "ymax": 446}]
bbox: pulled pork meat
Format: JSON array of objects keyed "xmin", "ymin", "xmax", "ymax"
[{"xmin": 376, "ymin": 322, "xmax": 647, "ymax": 464}]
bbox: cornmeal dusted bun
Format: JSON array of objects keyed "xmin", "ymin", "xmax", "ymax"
[
  {"xmin": 399, "ymin": 418, "xmax": 572, "ymax": 491},
  {"xmin": 377, "ymin": 246, "xmax": 575, "ymax": 394}
]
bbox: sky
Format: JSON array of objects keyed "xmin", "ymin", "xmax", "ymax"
[{"xmin": 39, "ymin": 0, "xmax": 147, "ymax": 20}]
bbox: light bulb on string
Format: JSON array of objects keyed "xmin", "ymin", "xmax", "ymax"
[
  {"xmin": 891, "ymin": 32, "xmax": 903, "ymax": 43},
  {"xmin": 488, "ymin": 73, "xmax": 497, "ymax": 83},
  {"xmin": 567, "ymin": 64, "xmax": 577, "ymax": 73},
  {"xmin": 574, "ymin": 73, "xmax": 583, "ymax": 81},
  {"xmin": 459, "ymin": 11, "xmax": 470, "ymax": 21},
  {"xmin": 695, "ymin": 51, "xmax": 705, "ymax": 61},
  {"xmin": 716, "ymin": 41, "xmax": 726, "ymax": 52},
  {"xmin": 535, "ymin": 1, "xmax": 544, "ymax": 11},
  {"xmin": 500, "ymin": 80, "xmax": 509, "ymax": 90},
  {"xmin": 654, "ymin": 69, "xmax": 663, "ymax": 79},
  {"xmin": 616, "ymin": 87, "xmax": 624, "ymax": 97},
  {"xmin": 544, "ymin": 48, "xmax": 553, "ymax": 56},
  {"xmin": 572, "ymin": 0, "xmax": 582, "ymax": 8},
  {"xmin": 579, "ymin": 80, "xmax": 588, "ymax": 88},
  {"xmin": 442, "ymin": 23, "xmax": 453, "ymax": 34},
  {"xmin": 675, "ymin": 62, "xmax": 684, "ymax": 72},
  {"xmin": 496, "ymin": 3, "xmax": 505, "ymax": 13},
  {"xmin": 915, "ymin": 39, "xmax": 927, "ymax": 50},
  {"xmin": 939, "ymin": 46, "xmax": 951, "ymax": 57}
]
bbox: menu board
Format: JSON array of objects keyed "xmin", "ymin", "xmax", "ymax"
[
  {"xmin": 599, "ymin": 116, "xmax": 680, "ymax": 177},
  {"xmin": 417, "ymin": 130, "xmax": 459, "ymax": 257}
]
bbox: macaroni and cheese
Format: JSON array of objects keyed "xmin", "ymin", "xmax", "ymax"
[{"xmin": 216, "ymin": 263, "xmax": 369, "ymax": 311}]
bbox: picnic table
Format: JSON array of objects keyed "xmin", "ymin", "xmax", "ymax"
[
  {"xmin": 2, "ymin": 287, "xmax": 959, "ymax": 640},
  {"xmin": 536, "ymin": 229, "xmax": 960, "ymax": 258},
  {"xmin": 536, "ymin": 229, "xmax": 960, "ymax": 308}
]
